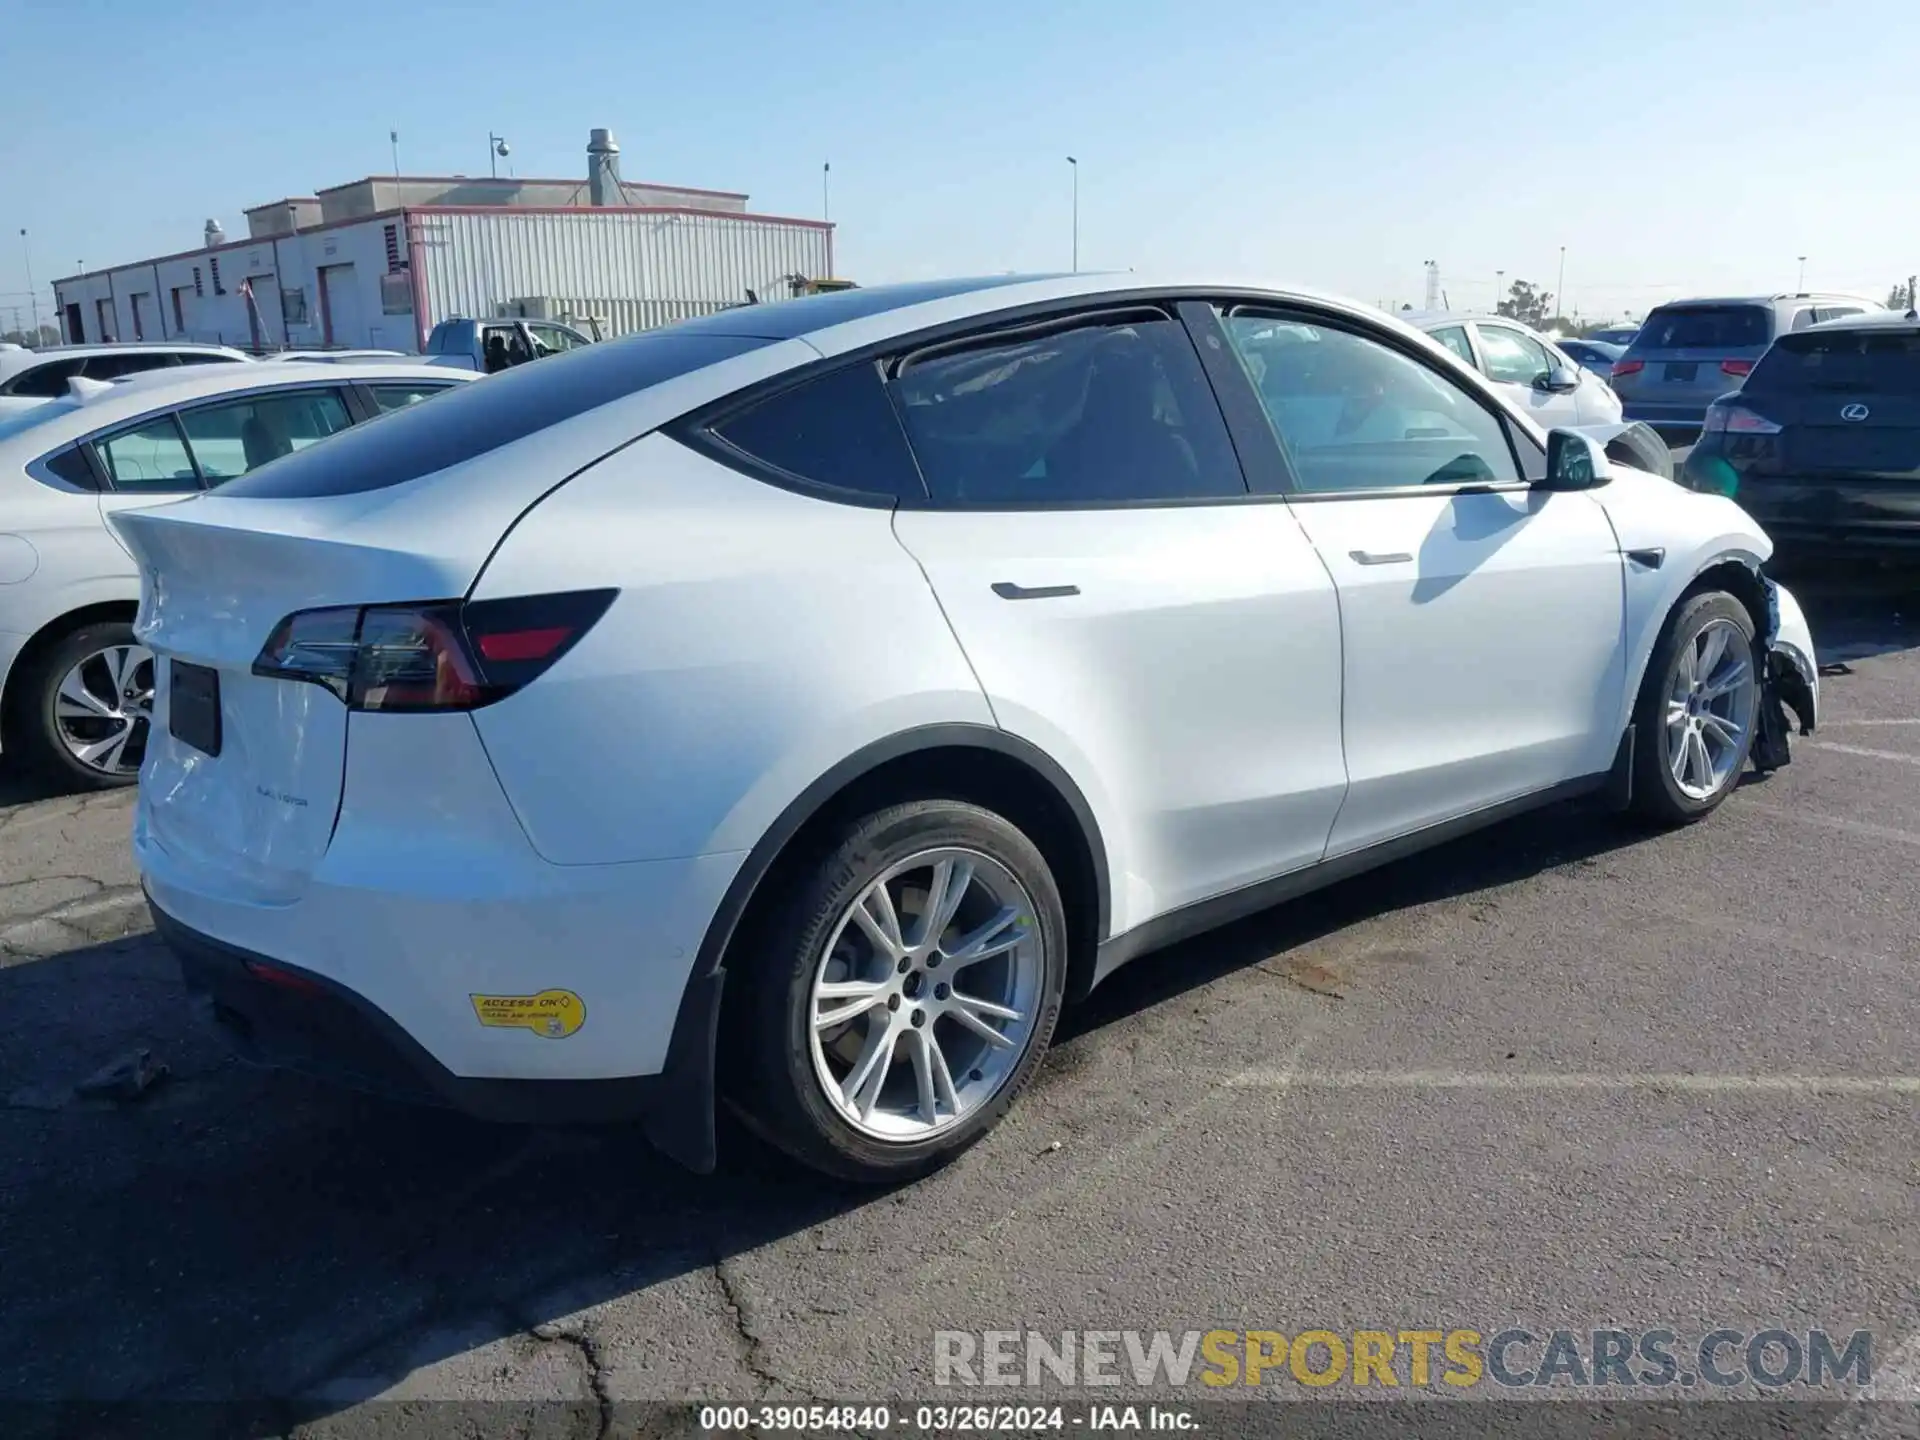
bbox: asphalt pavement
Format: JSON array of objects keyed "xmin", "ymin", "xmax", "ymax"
[{"xmin": 2, "ymin": 563, "xmax": 1916, "ymax": 1440}]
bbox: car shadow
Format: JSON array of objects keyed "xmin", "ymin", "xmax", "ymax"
[{"xmin": 0, "ymin": 798, "xmax": 1655, "ymax": 1429}]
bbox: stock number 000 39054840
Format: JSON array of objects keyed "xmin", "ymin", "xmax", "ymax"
[{"xmin": 700, "ymin": 1406, "xmax": 1070, "ymax": 1431}]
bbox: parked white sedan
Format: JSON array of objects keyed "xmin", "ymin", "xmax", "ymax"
[
  {"xmin": 112, "ymin": 275, "xmax": 1818, "ymax": 1184},
  {"xmin": 1406, "ymin": 311, "xmax": 1624, "ymax": 430},
  {"xmin": 0, "ymin": 361, "xmax": 473, "ymax": 788}
]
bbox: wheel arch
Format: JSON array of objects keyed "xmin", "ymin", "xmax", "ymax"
[
  {"xmin": 0, "ymin": 597, "xmax": 140, "ymax": 748},
  {"xmin": 1623, "ymin": 548, "xmax": 1770, "ymax": 719}
]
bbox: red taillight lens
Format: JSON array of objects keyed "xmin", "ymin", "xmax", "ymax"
[
  {"xmin": 254, "ymin": 589, "xmax": 616, "ymax": 712},
  {"xmin": 1612, "ymin": 359, "xmax": 1645, "ymax": 378},
  {"xmin": 1702, "ymin": 404, "xmax": 1781, "ymax": 436},
  {"xmin": 1720, "ymin": 358, "xmax": 1755, "ymax": 377}
]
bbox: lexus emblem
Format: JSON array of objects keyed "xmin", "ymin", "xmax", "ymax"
[{"xmin": 1841, "ymin": 403, "xmax": 1871, "ymax": 421}]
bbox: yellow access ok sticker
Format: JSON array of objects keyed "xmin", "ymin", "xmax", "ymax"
[{"xmin": 470, "ymin": 990, "xmax": 586, "ymax": 1039}]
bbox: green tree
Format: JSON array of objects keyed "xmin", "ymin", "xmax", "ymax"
[
  {"xmin": 1496, "ymin": 279, "xmax": 1554, "ymax": 328},
  {"xmin": 1888, "ymin": 281, "xmax": 1915, "ymax": 311}
]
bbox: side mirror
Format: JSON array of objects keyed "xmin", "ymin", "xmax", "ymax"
[
  {"xmin": 1540, "ymin": 428, "xmax": 1612, "ymax": 491},
  {"xmin": 1535, "ymin": 365, "xmax": 1581, "ymax": 393}
]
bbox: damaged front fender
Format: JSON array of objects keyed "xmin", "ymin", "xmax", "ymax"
[{"xmin": 1751, "ymin": 576, "xmax": 1819, "ymax": 773}]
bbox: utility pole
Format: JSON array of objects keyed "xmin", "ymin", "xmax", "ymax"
[
  {"xmin": 1067, "ymin": 156, "xmax": 1079, "ymax": 272},
  {"xmin": 19, "ymin": 229, "xmax": 38, "ymax": 335}
]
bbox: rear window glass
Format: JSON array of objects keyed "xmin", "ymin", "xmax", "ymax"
[
  {"xmin": 1633, "ymin": 306, "xmax": 1770, "ymax": 351},
  {"xmin": 1748, "ymin": 328, "xmax": 1920, "ymax": 392},
  {"xmin": 710, "ymin": 362, "xmax": 922, "ymax": 500},
  {"xmin": 216, "ymin": 332, "xmax": 773, "ymax": 498}
]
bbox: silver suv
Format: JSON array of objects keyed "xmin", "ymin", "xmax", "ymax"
[{"xmin": 1611, "ymin": 293, "xmax": 1882, "ymax": 435}]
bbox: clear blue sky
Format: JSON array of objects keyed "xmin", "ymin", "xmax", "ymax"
[{"xmin": 3, "ymin": 0, "xmax": 1917, "ymax": 330}]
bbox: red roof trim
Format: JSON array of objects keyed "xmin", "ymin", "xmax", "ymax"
[{"xmin": 313, "ymin": 174, "xmax": 749, "ymax": 200}]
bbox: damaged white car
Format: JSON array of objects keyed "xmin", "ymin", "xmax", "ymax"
[{"xmin": 117, "ymin": 274, "xmax": 1818, "ymax": 1184}]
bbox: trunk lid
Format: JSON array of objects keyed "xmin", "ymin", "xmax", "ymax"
[
  {"xmin": 1614, "ymin": 303, "xmax": 1774, "ymax": 410},
  {"xmin": 1743, "ymin": 326, "xmax": 1920, "ymax": 479}
]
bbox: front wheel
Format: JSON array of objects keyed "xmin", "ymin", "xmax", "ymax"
[
  {"xmin": 731, "ymin": 800, "xmax": 1067, "ymax": 1184},
  {"xmin": 1630, "ymin": 591, "xmax": 1759, "ymax": 825}
]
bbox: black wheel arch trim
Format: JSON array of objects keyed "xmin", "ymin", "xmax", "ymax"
[{"xmin": 664, "ymin": 722, "xmax": 1113, "ymax": 1165}]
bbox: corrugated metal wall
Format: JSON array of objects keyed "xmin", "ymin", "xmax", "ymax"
[{"xmin": 414, "ymin": 209, "xmax": 832, "ymax": 336}]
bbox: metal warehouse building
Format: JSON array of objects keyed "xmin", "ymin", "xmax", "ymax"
[{"xmin": 51, "ymin": 129, "xmax": 833, "ymax": 352}]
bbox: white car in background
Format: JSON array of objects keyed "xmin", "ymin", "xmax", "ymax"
[
  {"xmin": 1406, "ymin": 312, "xmax": 1624, "ymax": 430},
  {"xmin": 113, "ymin": 275, "xmax": 1819, "ymax": 1184},
  {"xmin": 0, "ymin": 361, "xmax": 473, "ymax": 788},
  {"xmin": 0, "ymin": 342, "xmax": 252, "ymax": 418}
]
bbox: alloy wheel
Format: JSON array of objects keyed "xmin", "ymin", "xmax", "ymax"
[
  {"xmin": 808, "ymin": 848, "xmax": 1045, "ymax": 1142},
  {"xmin": 54, "ymin": 644, "xmax": 155, "ymax": 779},
  {"xmin": 1665, "ymin": 617, "xmax": 1756, "ymax": 801}
]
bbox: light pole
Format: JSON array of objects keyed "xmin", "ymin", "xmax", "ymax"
[
  {"xmin": 488, "ymin": 132, "xmax": 510, "ymax": 180},
  {"xmin": 1495, "ymin": 269, "xmax": 1505, "ymax": 316},
  {"xmin": 1555, "ymin": 246, "xmax": 1566, "ymax": 325},
  {"xmin": 19, "ymin": 229, "xmax": 38, "ymax": 336},
  {"xmin": 1067, "ymin": 156, "xmax": 1079, "ymax": 273},
  {"xmin": 822, "ymin": 161, "xmax": 831, "ymax": 223},
  {"xmin": 390, "ymin": 130, "xmax": 401, "ymax": 178},
  {"xmin": 1797, "ymin": 255, "xmax": 1807, "ymax": 289}
]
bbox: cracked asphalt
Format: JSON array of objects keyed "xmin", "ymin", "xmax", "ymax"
[{"xmin": 2, "ymin": 561, "xmax": 1916, "ymax": 1440}]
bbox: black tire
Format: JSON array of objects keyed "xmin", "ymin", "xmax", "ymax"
[
  {"xmin": 3, "ymin": 620, "xmax": 150, "ymax": 792},
  {"xmin": 1629, "ymin": 591, "xmax": 1757, "ymax": 826},
  {"xmin": 728, "ymin": 799, "xmax": 1068, "ymax": 1184}
]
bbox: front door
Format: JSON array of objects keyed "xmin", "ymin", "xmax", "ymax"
[
  {"xmin": 886, "ymin": 306, "xmax": 1349, "ymax": 931},
  {"xmin": 1213, "ymin": 305, "xmax": 1626, "ymax": 856}
]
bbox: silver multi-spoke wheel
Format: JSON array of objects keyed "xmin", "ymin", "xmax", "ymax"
[
  {"xmin": 808, "ymin": 847, "xmax": 1045, "ymax": 1142},
  {"xmin": 54, "ymin": 643, "xmax": 155, "ymax": 779},
  {"xmin": 1664, "ymin": 616, "xmax": 1756, "ymax": 801}
]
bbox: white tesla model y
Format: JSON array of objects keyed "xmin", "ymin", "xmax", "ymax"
[{"xmin": 114, "ymin": 275, "xmax": 1820, "ymax": 1182}]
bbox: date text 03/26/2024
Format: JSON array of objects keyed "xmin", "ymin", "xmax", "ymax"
[{"xmin": 700, "ymin": 1405, "xmax": 1193, "ymax": 1432}]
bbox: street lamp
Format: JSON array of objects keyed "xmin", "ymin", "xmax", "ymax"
[
  {"xmin": 1067, "ymin": 156, "xmax": 1079, "ymax": 273},
  {"xmin": 19, "ymin": 229, "xmax": 38, "ymax": 336},
  {"xmin": 1495, "ymin": 269, "xmax": 1504, "ymax": 316},
  {"xmin": 1797, "ymin": 255, "xmax": 1807, "ymax": 290},
  {"xmin": 822, "ymin": 161, "xmax": 831, "ymax": 224},
  {"xmin": 488, "ymin": 132, "xmax": 511, "ymax": 179},
  {"xmin": 1556, "ymin": 246, "xmax": 1566, "ymax": 325}
]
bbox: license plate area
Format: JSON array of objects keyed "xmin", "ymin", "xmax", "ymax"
[
  {"xmin": 169, "ymin": 661, "xmax": 223, "ymax": 757},
  {"xmin": 1663, "ymin": 362, "xmax": 1698, "ymax": 382}
]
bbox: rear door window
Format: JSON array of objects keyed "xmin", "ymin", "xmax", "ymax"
[
  {"xmin": 709, "ymin": 361, "xmax": 922, "ymax": 500},
  {"xmin": 1635, "ymin": 306, "xmax": 1771, "ymax": 350},
  {"xmin": 97, "ymin": 415, "xmax": 200, "ymax": 490},
  {"xmin": 177, "ymin": 388, "xmax": 353, "ymax": 482},
  {"xmin": 889, "ymin": 310, "xmax": 1246, "ymax": 506}
]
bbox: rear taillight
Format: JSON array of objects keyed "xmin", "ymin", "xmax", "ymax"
[
  {"xmin": 1701, "ymin": 404, "xmax": 1781, "ymax": 436},
  {"xmin": 1720, "ymin": 358, "xmax": 1755, "ymax": 377},
  {"xmin": 1612, "ymin": 359, "xmax": 1645, "ymax": 378},
  {"xmin": 253, "ymin": 589, "xmax": 616, "ymax": 712}
]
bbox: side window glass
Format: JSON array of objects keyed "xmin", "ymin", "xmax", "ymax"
[
  {"xmin": 7, "ymin": 359, "xmax": 86, "ymax": 397},
  {"xmin": 1475, "ymin": 326, "xmax": 1551, "ymax": 386},
  {"xmin": 178, "ymin": 389, "xmax": 353, "ymax": 483},
  {"xmin": 528, "ymin": 324, "xmax": 580, "ymax": 354},
  {"xmin": 1218, "ymin": 310, "xmax": 1523, "ymax": 494},
  {"xmin": 1790, "ymin": 309, "xmax": 1816, "ymax": 332},
  {"xmin": 44, "ymin": 446, "xmax": 99, "ymax": 490},
  {"xmin": 83, "ymin": 353, "xmax": 180, "ymax": 380},
  {"xmin": 1429, "ymin": 326, "xmax": 1476, "ymax": 367},
  {"xmin": 369, "ymin": 384, "xmax": 452, "ymax": 413},
  {"xmin": 889, "ymin": 312, "xmax": 1245, "ymax": 506},
  {"xmin": 712, "ymin": 362, "xmax": 921, "ymax": 500},
  {"xmin": 97, "ymin": 416, "xmax": 200, "ymax": 490}
]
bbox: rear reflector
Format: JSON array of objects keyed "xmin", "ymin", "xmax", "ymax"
[
  {"xmin": 1612, "ymin": 359, "xmax": 1645, "ymax": 378},
  {"xmin": 253, "ymin": 588, "xmax": 617, "ymax": 713},
  {"xmin": 244, "ymin": 960, "xmax": 325, "ymax": 994},
  {"xmin": 1720, "ymin": 358, "xmax": 1755, "ymax": 377}
]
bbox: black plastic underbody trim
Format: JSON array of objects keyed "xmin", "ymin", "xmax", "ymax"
[{"xmin": 1089, "ymin": 770, "xmax": 1611, "ymax": 987}]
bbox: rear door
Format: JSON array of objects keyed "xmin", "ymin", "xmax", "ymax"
[
  {"xmin": 887, "ymin": 304, "xmax": 1348, "ymax": 923},
  {"xmin": 1211, "ymin": 302, "xmax": 1626, "ymax": 854}
]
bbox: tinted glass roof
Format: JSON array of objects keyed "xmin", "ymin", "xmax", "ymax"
[{"xmin": 678, "ymin": 276, "xmax": 1062, "ymax": 339}]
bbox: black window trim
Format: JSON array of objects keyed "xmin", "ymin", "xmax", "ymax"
[{"xmin": 1214, "ymin": 299, "xmax": 1538, "ymax": 502}]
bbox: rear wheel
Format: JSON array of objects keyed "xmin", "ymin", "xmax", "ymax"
[
  {"xmin": 5, "ymin": 622, "xmax": 154, "ymax": 791},
  {"xmin": 1630, "ymin": 592, "xmax": 1758, "ymax": 825},
  {"xmin": 731, "ymin": 800, "xmax": 1067, "ymax": 1183}
]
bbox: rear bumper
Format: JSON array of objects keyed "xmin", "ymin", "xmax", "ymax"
[
  {"xmin": 151, "ymin": 897, "xmax": 724, "ymax": 1164},
  {"xmin": 1621, "ymin": 401, "xmax": 1709, "ymax": 433}
]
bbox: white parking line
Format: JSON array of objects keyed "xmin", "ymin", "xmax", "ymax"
[
  {"xmin": 1821, "ymin": 718, "xmax": 1920, "ymax": 728},
  {"xmin": 1810, "ymin": 742, "xmax": 1920, "ymax": 767},
  {"xmin": 1738, "ymin": 801, "xmax": 1920, "ymax": 849},
  {"xmin": 1226, "ymin": 1070, "xmax": 1920, "ymax": 1094}
]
